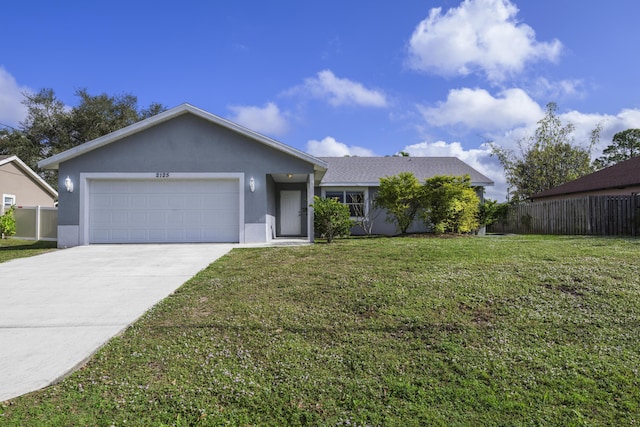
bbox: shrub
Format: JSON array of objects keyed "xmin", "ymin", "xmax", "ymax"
[
  {"xmin": 423, "ymin": 175, "xmax": 480, "ymax": 234},
  {"xmin": 0, "ymin": 206, "xmax": 16, "ymax": 238},
  {"xmin": 478, "ymin": 199, "xmax": 508, "ymax": 227},
  {"xmin": 311, "ymin": 195, "xmax": 353, "ymax": 243},
  {"xmin": 375, "ymin": 172, "xmax": 425, "ymax": 234}
]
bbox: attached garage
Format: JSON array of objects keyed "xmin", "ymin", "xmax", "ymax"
[
  {"xmin": 88, "ymin": 178, "xmax": 240, "ymax": 244},
  {"xmin": 38, "ymin": 104, "xmax": 327, "ymax": 248}
]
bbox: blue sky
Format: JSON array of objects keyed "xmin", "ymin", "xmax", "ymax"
[{"xmin": 2, "ymin": 0, "xmax": 640, "ymax": 200}]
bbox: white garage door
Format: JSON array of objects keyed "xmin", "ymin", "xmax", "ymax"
[{"xmin": 89, "ymin": 179, "xmax": 239, "ymax": 243}]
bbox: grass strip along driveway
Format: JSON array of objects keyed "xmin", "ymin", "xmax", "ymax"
[
  {"xmin": 2, "ymin": 235, "xmax": 640, "ymax": 425},
  {"xmin": 0, "ymin": 239, "xmax": 56, "ymax": 263}
]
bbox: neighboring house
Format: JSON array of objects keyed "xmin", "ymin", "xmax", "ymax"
[
  {"xmin": 0, "ymin": 155, "xmax": 58, "ymax": 213},
  {"xmin": 318, "ymin": 156, "xmax": 494, "ymax": 235},
  {"xmin": 531, "ymin": 156, "xmax": 640, "ymax": 201},
  {"xmin": 38, "ymin": 103, "xmax": 493, "ymax": 247}
]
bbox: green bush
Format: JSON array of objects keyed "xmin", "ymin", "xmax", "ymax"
[
  {"xmin": 375, "ymin": 172, "xmax": 425, "ymax": 234},
  {"xmin": 478, "ymin": 199, "xmax": 508, "ymax": 227},
  {"xmin": 423, "ymin": 175, "xmax": 480, "ymax": 234},
  {"xmin": 311, "ymin": 195, "xmax": 353, "ymax": 243},
  {"xmin": 0, "ymin": 206, "xmax": 16, "ymax": 238}
]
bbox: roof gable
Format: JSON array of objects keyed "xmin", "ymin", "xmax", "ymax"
[
  {"xmin": 0, "ymin": 155, "xmax": 58, "ymax": 198},
  {"xmin": 532, "ymin": 156, "xmax": 640, "ymax": 199},
  {"xmin": 318, "ymin": 157, "xmax": 494, "ymax": 186},
  {"xmin": 38, "ymin": 103, "xmax": 327, "ymax": 172}
]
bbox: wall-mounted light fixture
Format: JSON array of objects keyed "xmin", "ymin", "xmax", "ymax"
[
  {"xmin": 249, "ymin": 176, "xmax": 255, "ymax": 193},
  {"xmin": 64, "ymin": 176, "xmax": 74, "ymax": 193},
  {"xmin": 287, "ymin": 173, "xmax": 293, "ymax": 179}
]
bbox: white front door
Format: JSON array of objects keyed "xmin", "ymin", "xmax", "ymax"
[{"xmin": 280, "ymin": 190, "xmax": 301, "ymax": 235}]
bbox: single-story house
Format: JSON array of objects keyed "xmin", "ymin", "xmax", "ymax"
[
  {"xmin": 38, "ymin": 104, "xmax": 493, "ymax": 247},
  {"xmin": 0, "ymin": 155, "xmax": 58, "ymax": 213},
  {"xmin": 531, "ymin": 156, "xmax": 640, "ymax": 201},
  {"xmin": 318, "ymin": 156, "xmax": 493, "ymax": 235}
]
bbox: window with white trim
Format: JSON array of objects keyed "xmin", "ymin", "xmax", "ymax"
[
  {"xmin": 3, "ymin": 194, "xmax": 15, "ymax": 208},
  {"xmin": 323, "ymin": 189, "xmax": 367, "ymax": 217}
]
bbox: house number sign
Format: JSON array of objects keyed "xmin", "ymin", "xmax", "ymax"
[{"xmin": 155, "ymin": 172, "xmax": 170, "ymax": 178}]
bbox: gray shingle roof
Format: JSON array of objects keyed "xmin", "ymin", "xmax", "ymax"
[
  {"xmin": 318, "ymin": 157, "xmax": 494, "ymax": 186},
  {"xmin": 532, "ymin": 156, "xmax": 640, "ymax": 199}
]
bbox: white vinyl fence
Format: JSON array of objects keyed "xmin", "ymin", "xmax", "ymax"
[{"xmin": 3, "ymin": 205, "xmax": 58, "ymax": 241}]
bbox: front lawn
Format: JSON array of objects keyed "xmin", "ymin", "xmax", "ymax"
[
  {"xmin": 0, "ymin": 239, "xmax": 57, "ymax": 263},
  {"xmin": 2, "ymin": 235, "xmax": 639, "ymax": 425}
]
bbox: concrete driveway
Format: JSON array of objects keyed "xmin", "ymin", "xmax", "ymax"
[{"xmin": 0, "ymin": 243, "xmax": 235, "ymax": 402}]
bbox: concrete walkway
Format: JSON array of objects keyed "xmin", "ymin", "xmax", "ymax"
[{"xmin": 0, "ymin": 244, "xmax": 235, "ymax": 402}]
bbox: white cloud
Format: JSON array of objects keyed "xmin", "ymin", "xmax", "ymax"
[
  {"xmin": 403, "ymin": 140, "xmax": 508, "ymax": 201},
  {"xmin": 488, "ymin": 107, "xmax": 640, "ymax": 156},
  {"xmin": 306, "ymin": 136, "xmax": 375, "ymax": 157},
  {"xmin": 419, "ymin": 87, "xmax": 544, "ymax": 130},
  {"xmin": 530, "ymin": 77, "xmax": 586, "ymax": 101},
  {"xmin": 290, "ymin": 70, "xmax": 388, "ymax": 108},
  {"xmin": 439, "ymin": 107, "xmax": 640, "ymax": 200},
  {"xmin": 227, "ymin": 102, "xmax": 289, "ymax": 136},
  {"xmin": 560, "ymin": 108, "xmax": 640, "ymax": 154},
  {"xmin": 406, "ymin": 0, "xmax": 562, "ymax": 82},
  {"xmin": 0, "ymin": 67, "xmax": 30, "ymax": 127}
]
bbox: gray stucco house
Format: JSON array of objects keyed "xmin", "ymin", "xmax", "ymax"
[
  {"xmin": 318, "ymin": 156, "xmax": 493, "ymax": 235},
  {"xmin": 38, "ymin": 104, "xmax": 493, "ymax": 247}
]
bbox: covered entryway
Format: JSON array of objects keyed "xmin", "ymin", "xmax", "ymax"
[{"xmin": 88, "ymin": 178, "xmax": 240, "ymax": 243}]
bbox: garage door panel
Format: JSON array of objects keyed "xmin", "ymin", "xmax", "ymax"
[
  {"xmin": 111, "ymin": 229, "xmax": 130, "ymax": 240},
  {"xmin": 201, "ymin": 196, "xmax": 220, "ymax": 209},
  {"xmin": 111, "ymin": 212, "xmax": 130, "ymax": 226},
  {"xmin": 147, "ymin": 194, "xmax": 167, "ymax": 209},
  {"xmin": 130, "ymin": 229, "xmax": 147, "ymax": 241},
  {"xmin": 91, "ymin": 211, "xmax": 111, "ymax": 227},
  {"xmin": 183, "ymin": 211, "xmax": 202, "ymax": 226},
  {"xmin": 168, "ymin": 196, "xmax": 185, "ymax": 209},
  {"xmin": 185, "ymin": 194, "xmax": 204, "ymax": 208},
  {"xmin": 89, "ymin": 179, "xmax": 240, "ymax": 244},
  {"xmin": 130, "ymin": 212, "xmax": 148, "ymax": 227},
  {"xmin": 130, "ymin": 197, "xmax": 147, "ymax": 209},
  {"xmin": 166, "ymin": 211, "xmax": 184, "ymax": 225},
  {"xmin": 91, "ymin": 194, "xmax": 112, "ymax": 209},
  {"xmin": 148, "ymin": 229, "xmax": 166, "ymax": 241}
]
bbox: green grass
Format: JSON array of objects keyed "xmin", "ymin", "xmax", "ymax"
[
  {"xmin": 2, "ymin": 235, "xmax": 640, "ymax": 426},
  {"xmin": 0, "ymin": 239, "xmax": 57, "ymax": 263}
]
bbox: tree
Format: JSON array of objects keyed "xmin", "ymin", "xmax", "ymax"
[
  {"xmin": 491, "ymin": 102, "xmax": 597, "ymax": 201},
  {"xmin": 70, "ymin": 89, "xmax": 165, "ymax": 147},
  {"xmin": 0, "ymin": 88, "xmax": 166, "ymax": 187},
  {"xmin": 311, "ymin": 196, "xmax": 353, "ymax": 243},
  {"xmin": 375, "ymin": 172, "xmax": 425, "ymax": 234},
  {"xmin": 422, "ymin": 175, "xmax": 479, "ymax": 234},
  {"xmin": 0, "ymin": 128, "xmax": 42, "ymax": 173},
  {"xmin": 594, "ymin": 128, "xmax": 640, "ymax": 169}
]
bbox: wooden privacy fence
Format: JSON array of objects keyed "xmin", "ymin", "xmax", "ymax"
[
  {"xmin": 11, "ymin": 206, "xmax": 58, "ymax": 241},
  {"xmin": 489, "ymin": 195, "xmax": 640, "ymax": 236}
]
